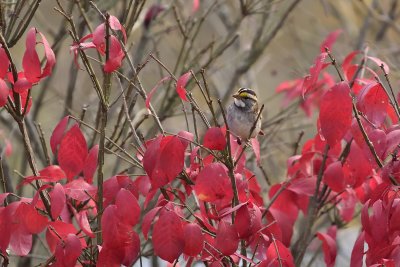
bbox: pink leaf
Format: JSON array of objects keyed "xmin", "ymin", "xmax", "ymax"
[
  {"xmin": 9, "ymin": 226, "xmax": 31, "ymax": 256},
  {"xmin": 0, "ymin": 79, "xmax": 9, "ymax": 107},
  {"xmin": 64, "ymin": 178, "xmax": 97, "ymax": 201},
  {"xmin": 57, "ymin": 124, "xmax": 88, "ymax": 180},
  {"xmin": 75, "ymin": 210, "xmax": 95, "ymax": 238},
  {"xmin": 183, "ymin": 223, "xmax": 204, "ymax": 256},
  {"xmin": 38, "ymin": 32, "xmax": 56, "ymax": 78},
  {"xmin": 145, "ymin": 76, "xmax": 171, "ymax": 109},
  {"xmin": 317, "ymin": 226, "xmax": 337, "ymax": 267},
  {"xmin": 83, "ymin": 145, "xmax": 99, "ymax": 184},
  {"xmin": 177, "ymin": 130, "xmax": 194, "ymax": 149},
  {"xmin": 250, "ymin": 138, "xmax": 261, "ymax": 165},
  {"xmin": 50, "ymin": 116, "xmax": 69, "ymax": 154},
  {"xmin": 319, "ymin": 82, "xmax": 352, "ymax": 147},
  {"xmin": 203, "ymin": 127, "xmax": 226, "ymax": 150},
  {"xmin": 152, "ymin": 210, "xmax": 185, "ymax": 263},
  {"xmin": 176, "ymin": 71, "xmax": 190, "ymax": 101},
  {"xmin": 367, "ymin": 56, "xmax": 389, "ymax": 74},
  {"xmin": 50, "ymin": 183, "xmax": 66, "ymax": 219}
]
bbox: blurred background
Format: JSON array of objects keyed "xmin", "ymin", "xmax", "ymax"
[{"xmin": 1, "ymin": 0, "xmax": 399, "ymax": 265}]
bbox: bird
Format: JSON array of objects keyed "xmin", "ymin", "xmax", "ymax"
[{"xmin": 226, "ymin": 87, "xmax": 262, "ymax": 142}]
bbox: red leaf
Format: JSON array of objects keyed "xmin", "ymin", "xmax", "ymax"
[
  {"xmin": 0, "ymin": 206, "xmax": 11, "ymax": 252},
  {"xmin": 142, "ymin": 206, "xmax": 162, "ymax": 239},
  {"xmin": 83, "ymin": 145, "xmax": 98, "ymax": 184},
  {"xmin": 0, "ymin": 47, "xmax": 9, "ymax": 78},
  {"xmin": 101, "ymin": 205, "xmax": 124, "ymax": 247},
  {"xmin": 176, "ymin": 71, "xmax": 190, "ymax": 101},
  {"xmin": 194, "ymin": 163, "xmax": 233, "ymax": 203},
  {"xmin": 144, "ymin": 4, "xmax": 165, "ymax": 28},
  {"xmin": 40, "ymin": 165, "xmax": 66, "ymax": 181},
  {"xmin": 320, "ymin": 29, "xmax": 342, "ymax": 52},
  {"xmin": 9, "ymin": 226, "xmax": 31, "ymax": 256},
  {"xmin": 357, "ymin": 82, "xmax": 389, "ymax": 126},
  {"xmin": 50, "ymin": 183, "xmax": 66, "ymax": 219},
  {"xmin": 64, "ymin": 178, "xmax": 97, "ymax": 201},
  {"xmin": 115, "ymin": 188, "xmax": 141, "ymax": 226},
  {"xmin": 302, "ymin": 52, "xmax": 328, "ymax": 96},
  {"xmin": 345, "ymin": 142, "xmax": 372, "ymax": 188},
  {"xmin": 54, "ymin": 234, "xmax": 82, "ymax": 267},
  {"xmin": 145, "ymin": 76, "xmax": 171, "ymax": 109},
  {"xmin": 250, "ymin": 138, "xmax": 261, "ymax": 165},
  {"xmin": 350, "ymin": 232, "xmax": 365, "ymax": 267},
  {"xmin": 50, "ymin": 116, "xmax": 69, "ymax": 154},
  {"xmin": 203, "ymin": 127, "xmax": 226, "ymax": 151},
  {"xmin": 385, "ymin": 129, "xmax": 400, "ymax": 158},
  {"xmin": 317, "ymin": 226, "xmax": 337, "ymax": 267},
  {"xmin": 287, "ymin": 177, "xmax": 316, "ymax": 196},
  {"xmin": 38, "ymin": 32, "xmax": 56, "ymax": 78},
  {"xmin": 103, "ymin": 36, "xmax": 125, "ymax": 73},
  {"xmin": 152, "ymin": 210, "xmax": 185, "ymax": 263},
  {"xmin": 324, "ymin": 161, "xmax": 346, "ymax": 192},
  {"xmin": 75, "ymin": 210, "xmax": 95, "ymax": 238},
  {"xmin": 18, "ymin": 202, "xmax": 48, "ymax": 234},
  {"xmin": 266, "ymin": 239, "xmax": 295, "ymax": 267},
  {"xmin": 143, "ymin": 136, "xmax": 185, "ymax": 189},
  {"xmin": 14, "ymin": 77, "xmax": 31, "ymax": 93},
  {"xmin": 183, "ymin": 223, "xmax": 204, "ymax": 256},
  {"xmin": 177, "ymin": 130, "xmax": 194, "ymax": 149},
  {"xmin": 160, "ymin": 136, "xmax": 185, "ymax": 180},
  {"xmin": 0, "ymin": 79, "xmax": 9, "ymax": 107},
  {"xmin": 319, "ymin": 82, "xmax": 352, "ymax": 147},
  {"xmin": 234, "ymin": 203, "xmax": 262, "ymax": 239},
  {"xmin": 46, "ymin": 221, "xmax": 83, "ymax": 253},
  {"xmin": 215, "ymin": 221, "xmax": 239, "ymax": 256},
  {"xmin": 58, "ymin": 124, "xmax": 88, "ymax": 180},
  {"xmin": 192, "ymin": 0, "xmax": 200, "ymax": 13},
  {"xmin": 22, "ymin": 28, "xmax": 41, "ymax": 83}
]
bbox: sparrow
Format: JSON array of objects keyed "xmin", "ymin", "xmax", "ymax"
[{"xmin": 226, "ymin": 87, "xmax": 262, "ymax": 141}]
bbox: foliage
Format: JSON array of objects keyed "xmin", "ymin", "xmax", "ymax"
[{"xmin": 0, "ymin": 1, "xmax": 400, "ymax": 267}]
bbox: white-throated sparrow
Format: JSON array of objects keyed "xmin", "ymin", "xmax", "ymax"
[{"xmin": 227, "ymin": 88, "xmax": 262, "ymax": 141}]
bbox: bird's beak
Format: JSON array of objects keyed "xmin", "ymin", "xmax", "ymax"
[{"xmin": 232, "ymin": 93, "xmax": 240, "ymax": 99}]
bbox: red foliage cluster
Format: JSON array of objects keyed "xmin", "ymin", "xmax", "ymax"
[
  {"xmin": 0, "ymin": 27, "xmax": 55, "ymax": 109},
  {"xmin": 1, "ymin": 12, "xmax": 400, "ymax": 266},
  {"xmin": 275, "ymin": 30, "xmax": 400, "ymax": 266}
]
